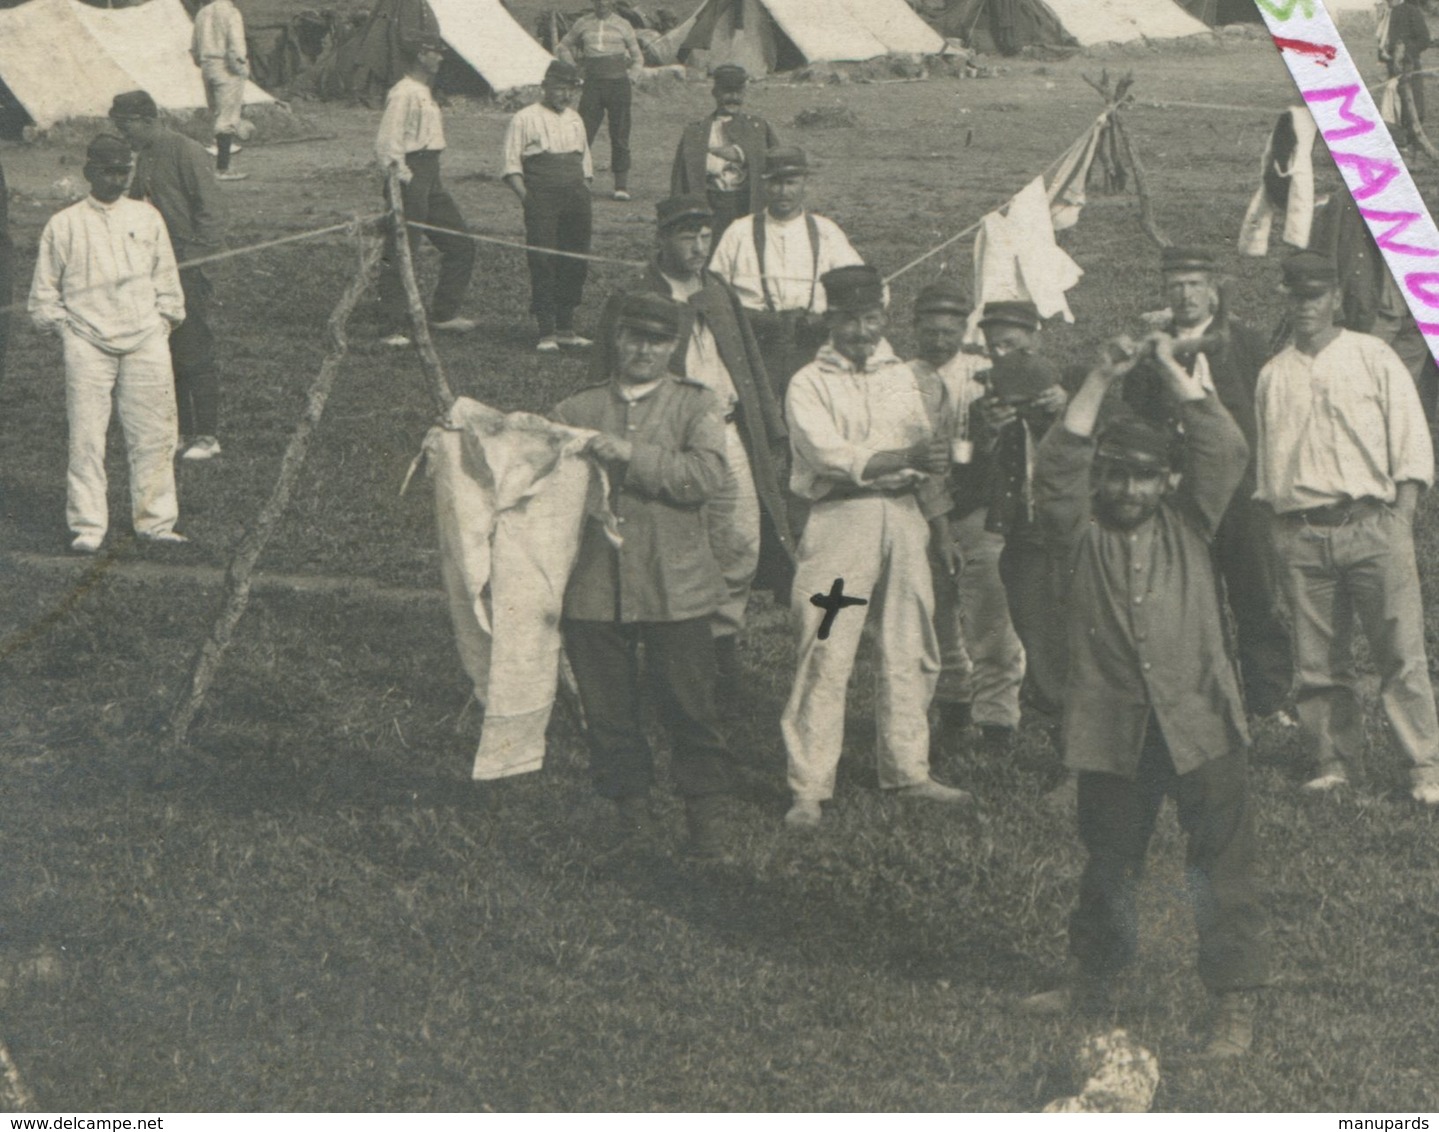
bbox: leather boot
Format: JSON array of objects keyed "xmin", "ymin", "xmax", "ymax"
[
  {"xmin": 1200, "ymin": 991, "xmax": 1255, "ymax": 1060},
  {"xmin": 936, "ymin": 700, "xmax": 972, "ymax": 761}
]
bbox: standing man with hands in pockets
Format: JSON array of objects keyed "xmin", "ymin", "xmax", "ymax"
[{"xmin": 557, "ymin": 0, "xmax": 644, "ymax": 201}]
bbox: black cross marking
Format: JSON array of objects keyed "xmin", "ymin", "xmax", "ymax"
[{"xmin": 810, "ymin": 577, "xmax": 867, "ymax": 640}]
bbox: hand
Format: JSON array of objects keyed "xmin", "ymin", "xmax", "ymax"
[
  {"xmin": 1094, "ymin": 334, "xmax": 1143, "ymax": 383},
  {"xmin": 932, "ymin": 537, "xmax": 962, "ymax": 578},
  {"xmin": 976, "ymin": 396, "xmax": 1018, "ymax": 435},
  {"xmin": 1146, "ymin": 330, "xmax": 1179, "ymax": 367},
  {"xmin": 587, "ymin": 434, "xmax": 633, "ymax": 466},
  {"xmin": 909, "ymin": 437, "xmax": 951, "ymax": 476},
  {"xmin": 1034, "ymin": 384, "xmax": 1068, "ymax": 414}
]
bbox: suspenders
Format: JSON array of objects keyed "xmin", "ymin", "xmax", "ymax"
[{"xmin": 754, "ymin": 211, "xmax": 821, "ymax": 313}]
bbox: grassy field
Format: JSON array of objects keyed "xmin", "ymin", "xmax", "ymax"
[{"xmin": 2, "ymin": 27, "xmax": 1439, "ymax": 1112}]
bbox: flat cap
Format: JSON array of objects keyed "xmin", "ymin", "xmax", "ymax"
[
  {"xmin": 914, "ymin": 280, "xmax": 970, "ymax": 319},
  {"xmin": 1160, "ymin": 245, "xmax": 1218, "ymax": 273},
  {"xmin": 85, "ymin": 134, "xmax": 134, "ymax": 170},
  {"xmin": 1281, "ymin": 249, "xmax": 1339, "ymax": 297},
  {"xmin": 711, "ymin": 63, "xmax": 748, "ymax": 90},
  {"xmin": 1095, "ymin": 415, "xmax": 1177, "ymax": 472},
  {"xmin": 821, "ymin": 264, "xmax": 885, "ymax": 313},
  {"xmin": 615, "ymin": 292, "xmax": 683, "ymax": 339},
  {"xmin": 108, "ymin": 90, "xmax": 158, "ymax": 120},
  {"xmin": 543, "ymin": 59, "xmax": 582, "ymax": 86},
  {"xmin": 656, "ymin": 193, "xmax": 714, "ymax": 232},
  {"xmin": 762, "ymin": 145, "xmax": 808, "ymax": 179},
  {"xmin": 989, "ymin": 351, "xmax": 1059, "ymax": 402},
  {"xmin": 978, "ymin": 299, "xmax": 1041, "ymax": 332}
]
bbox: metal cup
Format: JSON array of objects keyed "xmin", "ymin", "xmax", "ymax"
[{"xmin": 951, "ymin": 438, "xmax": 974, "ymax": 465}]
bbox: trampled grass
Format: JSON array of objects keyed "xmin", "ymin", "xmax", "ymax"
[{"xmin": 0, "ymin": 37, "xmax": 1437, "ymax": 1111}]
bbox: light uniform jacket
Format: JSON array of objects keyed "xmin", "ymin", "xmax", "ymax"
[
  {"xmin": 1035, "ymin": 392, "xmax": 1251, "ymax": 779},
  {"xmin": 670, "ymin": 111, "xmax": 779, "ymax": 218},
  {"xmin": 554, "ymin": 377, "xmax": 727, "ymax": 623}
]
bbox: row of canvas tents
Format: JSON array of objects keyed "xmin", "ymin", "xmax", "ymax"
[{"xmin": 0, "ymin": 0, "xmax": 1394, "ymax": 134}]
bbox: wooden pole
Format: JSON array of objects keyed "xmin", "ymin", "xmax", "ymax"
[
  {"xmin": 168, "ymin": 225, "xmax": 384, "ymax": 748},
  {"xmin": 1112, "ymin": 111, "xmax": 1168, "ymax": 249},
  {"xmin": 387, "ymin": 168, "xmax": 457, "ymax": 417}
]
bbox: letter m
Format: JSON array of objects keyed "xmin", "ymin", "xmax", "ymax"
[{"xmin": 1304, "ymin": 85, "xmax": 1375, "ymax": 142}]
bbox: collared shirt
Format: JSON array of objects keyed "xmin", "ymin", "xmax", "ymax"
[
  {"xmin": 553, "ymin": 378, "xmax": 727, "ymax": 622},
  {"xmin": 708, "ymin": 209, "xmax": 864, "ymax": 313},
  {"xmin": 29, "ymin": 195, "xmax": 184, "ymax": 353},
  {"xmin": 192, "ymin": 0, "xmax": 245, "ymax": 64},
  {"xmin": 375, "ymin": 76, "xmax": 445, "ymax": 169},
  {"xmin": 128, "ymin": 127, "xmax": 225, "ymax": 254},
  {"xmin": 1175, "ymin": 316, "xmax": 1216, "ymax": 394},
  {"xmin": 1036, "ymin": 393, "xmax": 1252, "ymax": 778},
  {"xmin": 661, "ymin": 269, "xmax": 737, "ymax": 407},
  {"xmin": 785, "ymin": 339, "xmax": 949, "ymax": 517},
  {"xmin": 706, "ymin": 115, "xmax": 747, "ymax": 192},
  {"xmin": 501, "ymin": 102, "xmax": 593, "ymax": 181},
  {"xmin": 1254, "ymin": 328, "xmax": 1434, "ymax": 513},
  {"xmin": 556, "ymin": 13, "xmax": 642, "ymax": 64}
]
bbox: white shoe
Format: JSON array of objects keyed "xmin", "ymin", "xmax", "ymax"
[
  {"xmin": 1301, "ymin": 771, "xmax": 1349, "ymax": 794},
  {"xmin": 895, "ymin": 777, "xmax": 974, "ymax": 805},
  {"xmin": 205, "ymin": 142, "xmax": 243, "ymax": 156},
  {"xmin": 70, "ymin": 534, "xmax": 102, "ymax": 554},
  {"xmin": 556, "ymin": 332, "xmax": 593, "ymax": 349},
  {"xmin": 784, "ymin": 799, "xmax": 822, "ymax": 828},
  {"xmin": 431, "ymin": 316, "xmax": 477, "ymax": 334},
  {"xmin": 381, "ymin": 333, "xmax": 412, "ymax": 348},
  {"xmin": 143, "ymin": 531, "xmax": 190, "ymax": 545},
  {"xmin": 1264, "ymin": 709, "xmax": 1299, "ymax": 729},
  {"xmin": 215, "ymin": 171, "xmax": 249, "ymax": 182},
  {"xmin": 536, "ymin": 336, "xmax": 562, "ymax": 353},
  {"xmin": 181, "ymin": 436, "xmax": 222, "ymax": 461},
  {"xmin": 612, "ymin": 189, "xmax": 632, "ymax": 201},
  {"xmin": 1412, "ymin": 782, "xmax": 1439, "ymax": 805}
]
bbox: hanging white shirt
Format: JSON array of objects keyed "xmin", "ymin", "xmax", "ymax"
[{"xmin": 708, "ymin": 209, "xmax": 864, "ymax": 314}]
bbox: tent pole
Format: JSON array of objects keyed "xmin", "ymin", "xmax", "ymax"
[
  {"xmin": 388, "ymin": 168, "xmax": 457, "ymax": 417},
  {"xmin": 168, "ymin": 223, "xmax": 385, "ymax": 750},
  {"xmin": 1112, "ymin": 111, "xmax": 1168, "ymax": 248}
]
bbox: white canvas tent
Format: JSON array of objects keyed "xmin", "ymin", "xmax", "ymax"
[
  {"xmin": 0, "ymin": 0, "xmax": 273, "ymax": 130},
  {"xmin": 933, "ymin": 0, "xmax": 1209, "ymax": 52},
  {"xmin": 651, "ymin": 0, "xmax": 945, "ymax": 74},
  {"xmin": 427, "ymin": 0, "xmax": 553, "ymax": 92}
]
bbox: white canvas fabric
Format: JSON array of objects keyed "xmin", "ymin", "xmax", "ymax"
[
  {"xmin": 0, "ymin": 0, "xmax": 271, "ymax": 130},
  {"xmin": 426, "ymin": 0, "xmax": 553, "ymax": 93},
  {"xmin": 422, "ymin": 398, "xmax": 619, "ymax": 781},
  {"xmin": 1035, "ymin": 0, "xmax": 1209, "ymax": 44}
]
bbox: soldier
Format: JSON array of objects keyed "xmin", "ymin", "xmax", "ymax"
[
  {"xmin": 556, "ymin": 0, "xmax": 644, "ymax": 201},
  {"xmin": 670, "ymin": 64, "xmax": 779, "ymax": 237}
]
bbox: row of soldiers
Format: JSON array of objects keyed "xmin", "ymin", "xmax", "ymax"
[{"xmin": 549, "ymin": 179, "xmax": 1439, "ymax": 1058}]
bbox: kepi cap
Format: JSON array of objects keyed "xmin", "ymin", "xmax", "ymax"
[
  {"xmin": 821, "ymin": 265, "xmax": 885, "ymax": 313},
  {"xmin": 544, "ymin": 59, "xmax": 582, "ymax": 86},
  {"xmin": 1281, "ymin": 250, "xmax": 1339, "ymax": 297},
  {"xmin": 989, "ymin": 351, "xmax": 1059, "ymax": 402},
  {"xmin": 85, "ymin": 134, "xmax": 134, "ymax": 171},
  {"xmin": 656, "ymin": 194, "xmax": 714, "ymax": 232},
  {"xmin": 913, "ymin": 280, "xmax": 970, "ymax": 319},
  {"xmin": 1160, "ymin": 245, "xmax": 1218, "ymax": 273},
  {"xmin": 762, "ymin": 146, "xmax": 808, "ymax": 179},
  {"xmin": 711, "ymin": 64, "xmax": 748, "ymax": 91},
  {"xmin": 978, "ymin": 299, "xmax": 1041, "ymax": 332},
  {"xmin": 615, "ymin": 292, "xmax": 682, "ymax": 340},
  {"xmin": 1095, "ymin": 415, "xmax": 1176, "ymax": 473},
  {"xmin": 109, "ymin": 90, "xmax": 158, "ymax": 121}
]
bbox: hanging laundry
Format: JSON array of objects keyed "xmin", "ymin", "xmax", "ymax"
[
  {"xmin": 1046, "ymin": 112, "xmax": 1108, "ymax": 231},
  {"xmin": 1238, "ymin": 106, "xmax": 1318, "ymax": 256},
  {"xmin": 966, "ymin": 175, "xmax": 1085, "ymax": 344},
  {"xmin": 419, "ymin": 397, "xmax": 620, "ymax": 781}
]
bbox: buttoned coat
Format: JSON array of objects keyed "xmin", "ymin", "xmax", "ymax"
[
  {"xmin": 670, "ymin": 111, "xmax": 779, "ymax": 219},
  {"xmin": 1035, "ymin": 393, "xmax": 1252, "ymax": 778},
  {"xmin": 553, "ymin": 378, "xmax": 727, "ymax": 623}
]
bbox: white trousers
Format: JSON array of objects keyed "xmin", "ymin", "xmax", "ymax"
[
  {"xmin": 64, "ymin": 328, "xmax": 180, "ymax": 541},
  {"xmin": 782, "ymin": 493, "xmax": 939, "ymax": 801},
  {"xmin": 201, "ymin": 60, "xmax": 246, "ymax": 136},
  {"xmin": 707, "ymin": 421, "xmax": 761, "ymax": 637}
]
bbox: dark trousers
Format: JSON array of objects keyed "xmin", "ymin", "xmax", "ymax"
[
  {"xmin": 1069, "ymin": 724, "xmax": 1269, "ymax": 994},
  {"xmin": 746, "ymin": 309, "xmax": 827, "ymax": 403},
  {"xmin": 1390, "ymin": 57, "xmax": 1427, "ymax": 148},
  {"xmin": 170, "ymin": 264, "xmax": 219, "ymax": 437},
  {"xmin": 523, "ymin": 182, "xmax": 592, "ymax": 336},
  {"xmin": 579, "ymin": 76, "xmax": 632, "ymax": 186},
  {"xmin": 706, "ymin": 189, "xmax": 747, "ymax": 240},
  {"xmin": 998, "ymin": 539, "xmax": 1065, "ymax": 725},
  {"xmin": 562, "ymin": 618, "xmax": 734, "ymax": 800},
  {"xmin": 1214, "ymin": 498, "xmax": 1293, "ymax": 717},
  {"xmin": 377, "ymin": 151, "xmax": 476, "ymax": 333},
  {"xmin": 0, "ymin": 238, "xmax": 11, "ymax": 388}
]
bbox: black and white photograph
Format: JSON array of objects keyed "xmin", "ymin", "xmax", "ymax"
[{"xmin": 1, "ymin": 0, "xmax": 1437, "ymax": 1114}]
